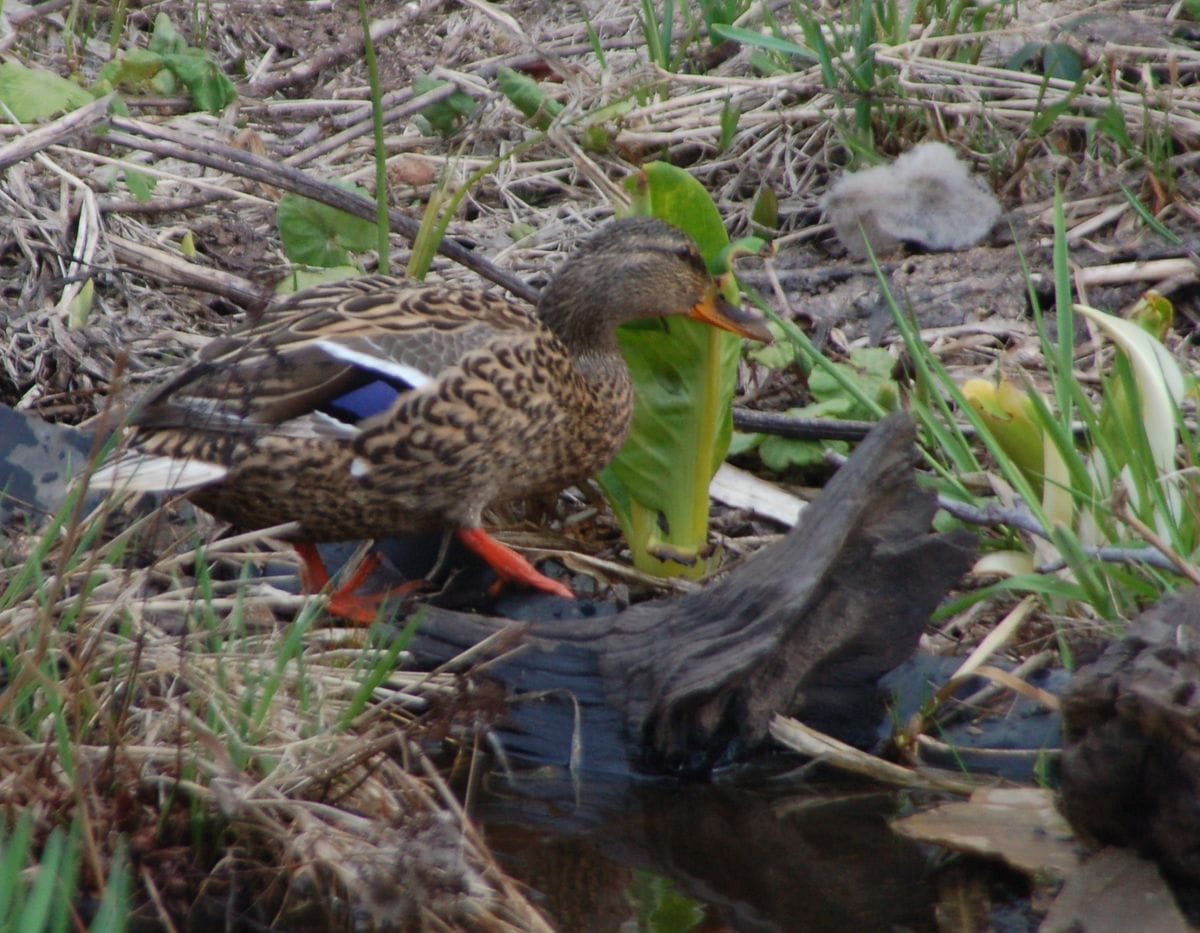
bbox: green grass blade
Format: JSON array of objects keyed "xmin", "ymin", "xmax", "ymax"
[
  {"xmin": 357, "ymin": 0, "xmax": 391, "ymax": 274},
  {"xmin": 18, "ymin": 827, "xmax": 64, "ymax": 933}
]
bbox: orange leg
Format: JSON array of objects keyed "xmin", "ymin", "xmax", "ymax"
[
  {"xmin": 293, "ymin": 543, "xmax": 423, "ymax": 625},
  {"xmin": 456, "ymin": 527, "xmax": 574, "ymax": 599}
]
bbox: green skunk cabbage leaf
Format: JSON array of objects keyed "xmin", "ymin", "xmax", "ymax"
[{"xmin": 598, "ymin": 161, "xmax": 754, "ymax": 579}]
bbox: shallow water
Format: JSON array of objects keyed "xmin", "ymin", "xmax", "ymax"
[{"xmin": 481, "ymin": 773, "xmax": 941, "ymax": 932}]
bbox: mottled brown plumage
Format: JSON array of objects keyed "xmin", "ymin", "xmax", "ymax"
[{"xmin": 90, "ymin": 217, "xmax": 770, "ymax": 613}]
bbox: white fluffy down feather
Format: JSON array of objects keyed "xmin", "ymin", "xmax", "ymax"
[{"xmin": 821, "ymin": 141, "xmax": 1001, "ymax": 259}]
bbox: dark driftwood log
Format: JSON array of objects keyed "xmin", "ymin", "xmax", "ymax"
[
  {"xmin": 404, "ymin": 413, "xmax": 976, "ymax": 776},
  {"xmin": 1061, "ymin": 587, "xmax": 1200, "ymax": 885}
]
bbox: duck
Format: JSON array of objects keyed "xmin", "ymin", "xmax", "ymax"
[{"xmin": 89, "ymin": 217, "xmax": 771, "ymax": 621}]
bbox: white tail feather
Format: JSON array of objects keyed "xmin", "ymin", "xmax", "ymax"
[{"xmin": 88, "ymin": 454, "xmax": 228, "ymax": 492}]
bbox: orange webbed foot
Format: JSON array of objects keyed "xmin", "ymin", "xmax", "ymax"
[
  {"xmin": 294, "ymin": 543, "xmax": 424, "ymax": 625},
  {"xmin": 456, "ymin": 527, "xmax": 574, "ymax": 599}
]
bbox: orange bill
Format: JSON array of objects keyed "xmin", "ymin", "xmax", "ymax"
[{"xmin": 688, "ymin": 289, "xmax": 773, "ymax": 343}]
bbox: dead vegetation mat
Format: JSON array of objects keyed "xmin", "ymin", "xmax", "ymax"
[{"xmin": 1, "ymin": 0, "xmax": 1200, "ymax": 928}]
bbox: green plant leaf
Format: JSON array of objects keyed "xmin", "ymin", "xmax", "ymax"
[
  {"xmin": 1078, "ymin": 304, "xmax": 1185, "ymax": 464},
  {"xmin": 718, "ymin": 97, "xmax": 739, "ymax": 151},
  {"xmin": 1030, "ymin": 97, "xmax": 1070, "ymax": 137},
  {"xmin": 1042, "ymin": 43, "xmax": 1083, "ymax": 81},
  {"xmin": 148, "ymin": 11, "xmax": 188, "ymax": 55},
  {"xmin": 709, "ymin": 23, "xmax": 817, "ymax": 61},
  {"xmin": 1092, "ymin": 99, "xmax": 1133, "ymax": 154},
  {"xmin": 123, "ymin": 163, "xmax": 156, "ymax": 202},
  {"xmin": 597, "ymin": 162, "xmax": 745, "ymax": 578},
  {"xmin": 158, "ymin": 49, "xmax": 237, "ymax": 112},
  {"xmin": 497, "ymin": 66, "xmax": 563, "ymax": 130},
  {"xmin": 413, "ymin": 76, "xmax": 476, "ymax": 136},
  {"xmin": 628, "ymin": 870, "xmax": 705, "ymax": 933},
  {"xmin": 98, "ymin": 48, "xmax": 165, "ymax": 95},
  {"xmin": 0, "ymin": 61, "xmax": 94, "ymax": 122},
  {"xmin": 962, "ymin": 377, "xmax": 1046, "ymax": 495},
  {"xmin": 750, "ymin": 185, "xmax": 779, "ymax": 235},
  {"xmin": 727, "ymin": 430, "xmax": 763, "ymax": 456},
  {"xmin": 809, "ymin": 346, "xmax": 897, "ymax": 409},
  {"xmin": 277, "ymin": 184, "xmax": 377, "ymax": 268},
  {"xmin": 97, "ymin": 14, "xmax": 235, "ymax": 113},
  {"xmin": 276, "ymin": 265, "xmax": 362, "ymax": 293},
  {"xmin": 1128, "ymin": 290, "xmax": 1173, "ymax": 340},
  {"xmin": 66, "ymin": 278, "xmax": 95, "ymax": 329},
  {"xmin": 758, "ymin": 399, "xmax": 851, "ymax": 471}
]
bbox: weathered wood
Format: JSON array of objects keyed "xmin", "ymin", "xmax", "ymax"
[
  {"xmin": 404, "ymin": 413, "xmax": 976, "ymax": 775},
  {"xmin": 1061, "ymin": 587, "xmax": 1200, "ymax": 885}
]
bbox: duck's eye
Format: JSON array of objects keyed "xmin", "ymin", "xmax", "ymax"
[{"xmin": 676, "ymin": 244, "xmax": 706, "ymax": 271}]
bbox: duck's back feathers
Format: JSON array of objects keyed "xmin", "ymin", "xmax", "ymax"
[{"xmin": 132, "ymin": 279, "xmax": 543, "ymax": 435}]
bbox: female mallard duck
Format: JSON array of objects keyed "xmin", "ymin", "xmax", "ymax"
[{"xmin": 90, "ymin": 218, "xmax": 770, "ymax": 620}]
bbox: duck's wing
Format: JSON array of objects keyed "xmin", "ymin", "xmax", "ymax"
[{"xmin": 90, "ymin": 279, "xmax": 540, "ymax": 491}]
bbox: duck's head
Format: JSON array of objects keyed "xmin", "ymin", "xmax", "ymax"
[{"xmin": 537, "ymin": 217, "xmax": 772, "ymax": 354}]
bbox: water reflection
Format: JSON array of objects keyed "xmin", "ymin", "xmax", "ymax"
[{"xmin": 482, "ymin": 773, "xmax": 936, "ymax": 931}]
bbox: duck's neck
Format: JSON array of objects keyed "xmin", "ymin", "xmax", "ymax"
[
  {"xmin": 536, "ymin": 291, "xmax": 621, "ymax": 359},
  {"xmin": 536, "ymin": 253, "xmax": 636, "ymax": 437}
]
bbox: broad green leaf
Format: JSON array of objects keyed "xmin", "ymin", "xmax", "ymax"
[
  {"xmin": 0, "ymin": 62, "xmax": 93, "ymax": 122},
  {"xmin": 737, "ymin": 347, "xmax": 894, "ymax": 473},
  {"xmin": 727, "ymin": 430, "xmax": 763, "ymax": 456},
  {"xmin": 277, "ymin": 184, "xmax": 377, "ymax": 268},
  {"xmin": 747, "ymin": 320, "xmax": 798, "ymax": 369},
  {"xmin": 809, "ymin": 347, "xmax": 896, "ymax": 407},
  {"xmin": 759, "ymin": 400, "xmax": 851, "ymax": 471},
  {"xmin": 1006, "ymin": 41, "xmax": 1042, "ymax": 71},
  {"xmin": 598, "ymin": 162, "xmax": 746, "ymax": 578},
  {"xmin": 98, "ymin": 49, "xmax": 166, "ymax": 94}
]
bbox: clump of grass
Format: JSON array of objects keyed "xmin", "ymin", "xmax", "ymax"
[
  {"xmin": 0, "ymin": 490, "xmax": 548, "ymax": 928},
  {"xmin": 771, "ymin": 191, "xmax": 1199, "ymax": 631}
]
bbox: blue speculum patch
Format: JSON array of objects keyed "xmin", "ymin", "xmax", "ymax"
[{"xmin": 322, "ymin": 378, "xmax": 406, "ymax": 423}]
